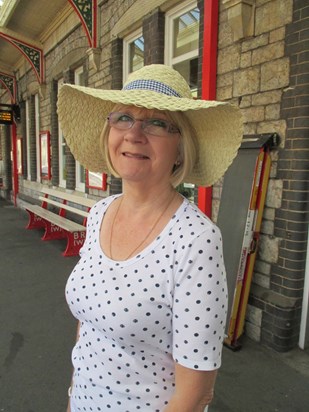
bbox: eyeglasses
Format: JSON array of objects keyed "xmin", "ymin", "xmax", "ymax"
[{"xmin": 107, "ymin": 112, "xmax": 181, "ymax": 137}]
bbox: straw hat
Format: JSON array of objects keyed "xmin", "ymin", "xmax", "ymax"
[{"xmin": 57, "ymin": 64, "xmax": 243, "ymax": 187}]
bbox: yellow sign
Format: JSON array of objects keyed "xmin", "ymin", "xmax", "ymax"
[{"xmin": 0, "ymin": 109, "xmax": 13, "ymax": 124}]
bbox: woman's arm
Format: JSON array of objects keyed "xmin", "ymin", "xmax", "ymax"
[
  {"xmin": 67, "ymin": 321, "xmax": 81, "ymax": 412},
  {"xmin": 164, "ymin": 363, "xmax": 218, "ymax": 412}
]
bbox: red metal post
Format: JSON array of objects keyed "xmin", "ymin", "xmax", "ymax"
[
  {"xmin": 11, "ymin": 122, "xmax": 18, "ymax": 206},
  {"xmin": 198, "ymin": 0, "xmax": 219, "ymax": 217}
]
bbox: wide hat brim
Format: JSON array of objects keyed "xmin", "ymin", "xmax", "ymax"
[{"xmin": 57, "ymin": 84, "xmax": 243, "ymax": 187}]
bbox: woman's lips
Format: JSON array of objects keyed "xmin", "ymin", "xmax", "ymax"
[{"xmin": 122, "ymin": 152, "xmax": 149, "ymax": 159}]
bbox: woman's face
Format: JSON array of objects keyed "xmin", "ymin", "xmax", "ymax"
[{"xmin": 107, "ymin": 105, "xmax": 181, "ymax": 188}]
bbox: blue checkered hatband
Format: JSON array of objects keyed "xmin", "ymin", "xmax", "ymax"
[{"xmin": 123, "ymin": 79, "xmax": 181, "ymax": 97}]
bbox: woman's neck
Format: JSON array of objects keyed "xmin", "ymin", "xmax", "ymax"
[{"xmin": 120, "ymin": 182, "xmax": 176, "ymax": 214}]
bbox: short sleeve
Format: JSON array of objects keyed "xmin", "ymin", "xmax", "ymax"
[
  {"xmin": 172, "ymin": 225, "xmax": 228, "ymax": 371},
  {"xmin": 79, "ymin": 200, "xmax": 103, "ymax": 257}
]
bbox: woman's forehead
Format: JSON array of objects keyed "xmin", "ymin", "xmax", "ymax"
[{"xmin": 113, "ymin": 104, "xmax": 168, "ymax": 118}]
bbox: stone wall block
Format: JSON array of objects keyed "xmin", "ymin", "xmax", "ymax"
[
  {"xmin": 245, "ymin": 321, "xmax": 261, "ymax": 342},
  {"xmin": 265, "ymin": 103, "xmax": 281, "ymax": 120},
  {"xmin": 252, "ymin": 90, "xmax": 282, "ymax": 106},
  {"xmin": 261, "ymin": 58, "xmax": 290, "ymax": 91},
  {"xmin": 239, "ymin": 95, "xmax": 252, "ymax": 108},
  {"xmin": 217, "ymin": 86, "xmax": 233, "ymax": 100},
  {"xmin": 252, "ymin": 41, "xmax": 285, "ymax": 65},
  {"xmin": 255, "ymin": 259, "xmax": 271, "ymax": 276},
  {"xmin": 217, "ymin": 44, "xmax": 241, "ymax": 74},
  {"xmin": 217, "ymin": 72, "xmax": 233, "ymax": 88},
  {"xmin": 263, "ymin": 208, "xmax": 275, "ymax": 222},
  {"xmin": 244, "ymin": 122, "xmax": 257, "ymax": 135},
  {"xmin": 242, "ymin": 33, "xmax": 268, "ymax": 53},
  {"xmin": 255, "ymin": 0, "xmax": 293, "ymax": 35},
  {"xmin": 258, "ymin": 234, "xmax": 280, "ymax": 263},
  {"xmin": 245, "ymin": 304, "xmax": 263, "ymax": 342},
  {"xmin": 242, "ymin": 106, "xmax": 265, "ymax": 123},
  {"xmin": 240, "ymin": 51, "xmax": 252, "ymax": 68},
  {"xmin": 261, "ymin": 219, "xmax": 275, "ymax": 236},
  {"xmin": 270, "ymin": 27, "xmax": 286, "ymax": 43},
  {"xmin": 218, "ymin": 21, "xmax": 234, "ymax": 48},
  {"xmin": 257, "ymin": 120, "xmax": 286, "ymax": 145},
  {"xmin": 253, "ymin": 271, "xmax": 271, "ymax": 289},
  {"xmin": 233, "ymin": 67, "xmax": 260, "ymax": 96},
  {"xmin": 265, "ymin": 179, "xmax": 283, "ymax": 208},
  {"xmin": 246, "ymin": 303, "xmax": 263, "ymax": 326}
]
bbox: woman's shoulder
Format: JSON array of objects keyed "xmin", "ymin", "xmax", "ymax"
[
  {"xmin": 181, "ymin": 198, "xmax": 219, "ymax": 232},
  {"xmin": 172, "ymin": 198, "xmax": 223, "ymax": 248},
  {"xmin": 89, "ymin": 194, "xmax": 119, "ymax": 216}
]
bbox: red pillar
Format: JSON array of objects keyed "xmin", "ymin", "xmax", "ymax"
[
  {"xmin": 198, "ymin": 0, "xmax": 219, "ymax": 217},
  {"xmin": 11, "ymin": 122, "xmax": 18, "ymax": 206}
]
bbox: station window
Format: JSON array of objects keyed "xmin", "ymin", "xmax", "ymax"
[
  {"xmin": 74, "ymin": 66, "xmax": 86, "ymax": 192},
  {"xmin": 58, "ymin": 78, "xmax": 66, "ymax": 187},
  {"xmin": 165, "ymin": 0, "xmax": 199, "ymax": 97},
  {"xmin": 35, "ymin": 94, "xmax": 40, "ymax": 182},
  {"xmin": 25, "ymin": 100, "xmax": 31, "ymax": 180},
  {"xmin": 165, "ymin": 0, "xmax": 199, "ymax": 199},
  {"xmin": 123, "ymin": 29, "xmax": 144, "ymax": 82}
]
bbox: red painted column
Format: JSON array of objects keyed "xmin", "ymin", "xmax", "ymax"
[
  {"xmin": 198, "ymin": 0, "xmax": 219, "ymax": 217},
  {"xmin": 11, "ymin": 122, "xmax": 18, "ymax": 206}
]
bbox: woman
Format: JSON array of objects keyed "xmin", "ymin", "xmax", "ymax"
[{"xmin": 58, "ymin": 64, "xmax": 243, "ymax": 412}]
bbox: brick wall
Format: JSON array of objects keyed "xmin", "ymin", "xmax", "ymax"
[
  {"xmin": 111, "ymin": 38, "xmax": 123, "ymax": 90},
  {"xmin": 217, "ymin": 0, "xmax": 308, "ymax": 351},
  {"xmin": 264, "ymin": 0, "xmax": 309, "ymax": 351},
  {"xmin": 143, "ymin": 9, "xmax": 165, "ymax": 65}
]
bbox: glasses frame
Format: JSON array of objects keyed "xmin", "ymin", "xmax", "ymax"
[{"xmin": 107, "ymin": 112, "xmax": 181, "ymax": 137}]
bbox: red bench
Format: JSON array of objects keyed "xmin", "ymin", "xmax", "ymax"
[{"xmin": 24, "ymin": 187, "xmax": 96, "ymax": 256}]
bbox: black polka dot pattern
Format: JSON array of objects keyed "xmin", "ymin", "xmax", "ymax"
[{"xmin": 66, "ymin": 196, "xmax": 228, "ymax": 411}]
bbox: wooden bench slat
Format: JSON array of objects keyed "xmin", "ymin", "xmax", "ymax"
[
  {"xmin": 41, "ymin": 187, "xmax": 96, "ymax": 208},
  {"xmin": 23, "ymin": 187, "xmax": 97, "ymax": 257},
  {"xmin": 38, "ymin": 196, "xmax": 89, "ymax": 218},
  {"xmin": 25, "ymin": 205, "xmax": 86, "ymax": 232}
]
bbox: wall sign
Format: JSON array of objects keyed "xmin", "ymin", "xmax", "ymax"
[
  {"xmin": 86, "ymin": 170, "xmax": 107, "ymax": 191},
  {"xmin": 39, "ymin": 131, "xmax": 51, "ymax": 180},
  {"xmin": 0, "ymin": 109, "xmax": 13, "ymax": 125}
]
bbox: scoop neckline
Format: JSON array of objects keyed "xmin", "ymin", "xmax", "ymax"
[{"xmin": 95, "ymin": 194, "xmax": 188, "ymax": 267}]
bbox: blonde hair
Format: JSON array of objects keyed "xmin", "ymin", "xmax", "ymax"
[{"xmin": 100, "ymin": 105, "xmax": 198, "ymax": 187}]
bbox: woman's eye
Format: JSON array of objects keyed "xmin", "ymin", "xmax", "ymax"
[
  {"xmin": 117, "ymin": 114, "xmax": 132, "ymax": 122},
  {"xmin": 149, "ymin": 119, "xmax": 168, "ymax": 129}
]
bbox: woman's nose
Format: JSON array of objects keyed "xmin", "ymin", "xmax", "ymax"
[{"xmin": 124, "ymin": 120, "xmax": 147, "ymax": 142}]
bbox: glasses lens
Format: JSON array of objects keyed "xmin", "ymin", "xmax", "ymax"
[
  {"xmin": 143, "ymin": 119, "xmax": 171, "ymax": 136},
  {"xmin": 108, "ymin": 112, "xmax": 133, "ymax": 129}
]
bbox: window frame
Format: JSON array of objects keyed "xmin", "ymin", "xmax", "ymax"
[
  {"xmin": 74, "ymin": 66, "xmax": 86, "ymax": 192},
  {"xmin": 123, "ymin": 28, "xmax": 144, "ymax": 83},
  {"xmin": 164, "ymin": 0, "xmax": 199, "ymax": 69},
  {"xmin": 57, "ymin": 78, "xmax": 66, "ymax": 188},
  {"xmin": 35, "ymin": 93, "xmax": 40, "ymax": 182},
  {"xmin": 39, "ymin": 130, "xmax": 51, "ymax": 180},
  {"xmin": 25, "ymin": 100, "xmax": 31, "ymax": 180}
]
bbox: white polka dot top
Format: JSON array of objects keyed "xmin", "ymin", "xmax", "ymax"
[{"xmin": 66, "ymin": 195, "xmax": 228, "ymax": 412}]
